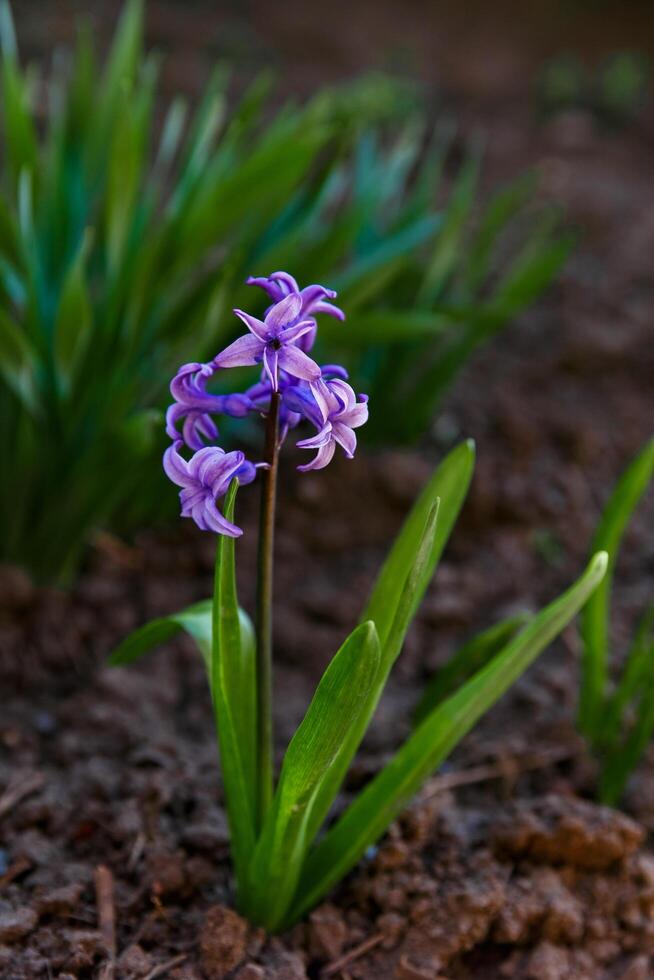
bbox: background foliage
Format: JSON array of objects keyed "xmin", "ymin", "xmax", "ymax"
[{"xmin": 0, "ymin": 0, "xmax": 569, "ymax": 581}]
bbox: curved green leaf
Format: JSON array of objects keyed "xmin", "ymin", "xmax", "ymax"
[{"xmin": 290, "ymin": 552, "xmax": 607, "ymax": 924}]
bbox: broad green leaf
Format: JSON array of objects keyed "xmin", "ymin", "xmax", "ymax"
[
  {"xmin": 290, "ymin": 552, "xmax": 607, "ymax": 924},
  {"xmin": 210, "ymin": 481, "xmax": 257, "ymax": 893},
  {"xmin": 362, "ymin": 439, "xmax": 475, "ymax": 648},
  {"xmin": 579, "ymin": 439, "xmax": 654, "ymax": 736},
  {"xmin": 245, "ymin": 620, "xmax": 380, "ymax": 930},
  {"xmin": 414, "ymin": 614, "xmax": 530, "ymax": 725}
]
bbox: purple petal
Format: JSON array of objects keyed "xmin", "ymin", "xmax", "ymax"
[
  {"xmin": 221, "ymin": 393, "xmax": 253, "ymax": 418},
  {"xmin": 163, "ymin": 441, "xmax": 192, "ymax": 488},
  {"xmin": 180, "ymin": 486, "xmax": 206, "ymax": 514},
  {"xmin": 165, "ymin": 402, "xmax": 185, "ymax": 442},
  {"xmin": 213, "ymin": 333, "xmax": 264, "ymax": 369},
  {"xmin": 183, "ymin": 412, "xmax": 218, "ymax": 451},
  {"xmin": 299, "ymin": 285, "xmax": 344, "ymax": 321},
  {"xmin": 329, "ymin": 379, "xmax": 357, "ymax": 413},
  {"xmin": 320, "ymin": 364, "xmax": 349, "ymax": 380},
  {"xmin": 202, "ymin": 497, "xmax": 243, "ymax": 537},
  {"xmin": 309, "ymin": 378, "xmax": 340, "ymax": 421},
  {"xmin": 313, "ymin": 300, "xmax": 345, "ymax": 320},
  {"xmin": 265, "ymin": 293, "xmax": 303, "ymax": 331},
  {"xmin": 263, "ymin": 347, "xmax": 279, "ymax": 390},
  {"xmin": 246, "ymin": 276, "xmax": 285, "ymax": 302},
  {"xmin": 270, "ymin": 271, "xmax": 300, "ymax": 295},
  {"xmin": 233, "ymin": 308, "xmax": 269, "ymax": 341},
  {"xmin": 297, "ymin": 439, "xmax": 336, "ymax": 472},
  {"xmin": 191, "ymin": 447, "xmax": 239, "ymax": 493},
  {"xmin": 296, "ymin": 322, "xmax": 317, "ymax": 353},
  {"xmin": 278, "ymin": 319, "xmax": 316, "ymax": 345},
  {"xmin": 235, "ymin": 460, "xmax": 258, "ymax": 486},
  {"xmin": 283, "ymin": 384, "xmax": 324, "ymax": 428},
  {"xmin": 170, "ymin": 362, "xmax": 223, "ymax": 410},
  {"xmin": 332, "ymin": 422, "xmax": 357, "ymax": 458},
  {"xmin": 296, "ymin": 424, "xmax": 333, "ymax": 450},
  {"xmin": 277, "ymin": 345, "xmax": 321, "ymax": 383},
  {"xmin": 339, "ymin": 401, "xmax": 369, "ymax": 429}
]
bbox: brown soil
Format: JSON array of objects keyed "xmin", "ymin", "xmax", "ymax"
[{"xmin": 2, "ymin": 1, "xmax": 654, "ymax": 978}]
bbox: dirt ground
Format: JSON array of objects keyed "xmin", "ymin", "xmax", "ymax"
[{"xmin": 2, "ymin": 1, "xmax": 654, "ymax": 977}]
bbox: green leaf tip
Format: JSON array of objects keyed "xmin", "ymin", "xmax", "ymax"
[{"xmin": 590, "ymin": 550, "xmax": 609, "ymax": 577}]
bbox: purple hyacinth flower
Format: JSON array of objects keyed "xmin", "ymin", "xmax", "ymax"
[
  {"xmin": 163, "ymin": 441, "xmax": 257, "ymax": 536},
  {"xmin": 246, "ymin": 271, "xmax": 345, "ymax": 353},
  {"xmin": 296, "ymin": 379, "xmax": 369, "ymax": 472},
  {"xmin": 213, "ymin": 294, "xmax": 321, "ymax": 391},
  {"xmin": 166, "ymin": 362, "xmax": 252, "ymax": 451}
]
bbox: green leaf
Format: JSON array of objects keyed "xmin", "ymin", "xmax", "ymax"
[
  {"xmin": 54, "ymin": 229, "xmax": 93, "ymax": 390},
  {"xmin": 416, "ymin": 144, "xmax": 481, "ymax": 305},
  {"xmin": 603, "ymin": 604, "xmax": 654, "ymax": 747},
  {"xmin": 0, "ymin": 18, "xmax": 39, "ymax": 186},
  {"xmin": 600, "ymin": 638, "xmax": 654, "ymax": 806},
  {"xmin": 290, "ymin": 552, "xmax": 608, "ymax": 924},
  {"xmin": 490, "ymin": 218, "xmax": 573, "ymax": 319},
  {"xmin": 0, "ymin": 308, "xmax": 37, "ymax": 411},
  {"xmin": 245, "ymin": 620, "xmax": 381, "ymax": 930},
  {"xmin": 462, "ymin": 173, "xmax": 534, "ymax": 294},
  {"xmin": 414, "ymin": 614, "xmax": 530, "ymax": 725},
  {"xmin": 579, "ymin": 439, "xmax": 654, "ymax": 737},
  {"xmin": 297, "ymin": 501, "xmax": 442, "ymax": 867},
  {"xmin": 210, "ymin": 481, "xmax": 257, "ymax": 895},
  {"xmin": 107, "ymin": 496, "xmax": 257, "ymax": 898},
  {"xmin": 90, "ymin": 0, "xmax": 143, "ymax": 173},
  {"xmin": 107, "ymin": 598, "xmax": 213, "ymax": 667},
  {"xmin": 335, "ymin": 309, "xmax": 454, "ymax": 346},
  {"xmin": 362, "ymin": 439, "xmax": 475, "ymax": 648}
]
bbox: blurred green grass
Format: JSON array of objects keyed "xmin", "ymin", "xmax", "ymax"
[{"xmin": 0, "ymin": 0, "xmax": 570, "ymax": 582}]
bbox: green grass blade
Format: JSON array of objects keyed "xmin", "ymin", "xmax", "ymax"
[
  {"xmin": 416, "ymin": 144, "xmax": 481, "ymax": 306},
  {"xmin": 462, "ymin": 173, "xmax": 534, "ymax": 294},
  {"xmin": 600, "ymin": 640, "xmax": 654, "ymax": 805},
  {"xmin": 245, "ymin": 620, "xmax": 380, "ymax": 930},
  {"xmin": 0, "ymin": 308, "xmax": 37, "ymax": 412},
  {"xmin": 579, "ymin": 438, "xmax": 654, "ymax": 737},
  {"xmin": 413, "ymin": 614, "xmax": 530, "ymax": 725},
  {"xmin": 489, "ymin": 217, "xmax": 573, "ymax": 319},
  {"xmin": 602, "ymin": 604, "xmax": 654, "ymax": 748},
  {"xmin": 54, "ymin": 228, "xmax": 93, "ymax": 392},
  {"xmin": 362, "ymin": 439, "xmax": 475, "ymax": 648},
  {"xmin": 290, "ymin": 552, "xmax": 607, "ymax": 924}
]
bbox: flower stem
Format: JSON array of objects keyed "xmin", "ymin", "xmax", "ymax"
[{"xmin": 255, "ymin": 390, "xmax": 280, "ymax": 830}]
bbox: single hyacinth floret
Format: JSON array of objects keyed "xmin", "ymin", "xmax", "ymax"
[
  {"xmin": 213, "ymin": 294, "xmax": 321, "ymax": 391},
  {"xmin": 163, "ymin": 441, "xmax": 257, "ymax": 536}
]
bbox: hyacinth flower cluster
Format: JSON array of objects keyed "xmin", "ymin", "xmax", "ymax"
[
  {"xmin": 111, "ymin": 270, "xmax": 607, "ymax": 933},
  {"xmin": 163, "ymin": 271, "xmax": 368, "ymax": 537}
]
